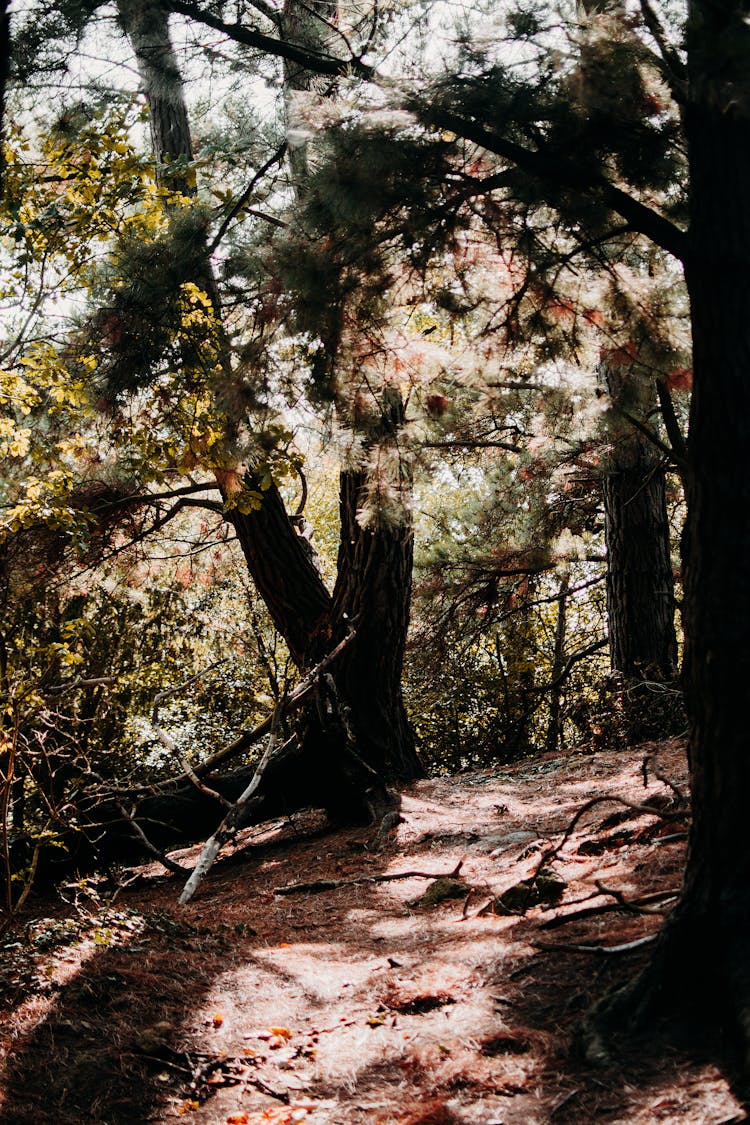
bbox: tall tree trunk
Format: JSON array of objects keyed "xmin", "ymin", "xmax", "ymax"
[
  {"xmin": 601, "ymin": 355, "xmax": 678, "ymax": 681},
  {"xmin": 327, "ymin": 392, "xmax": 417, "ymax": 779},
  {"xmin": 588, "ymin": 1, "xmax": 750, "ymax": 1062},
  {"xmin": 113, "ymin": 0, "xmax": 421, "ymax": 850},
  {"xmin": 0, "ymin": 0, "xmax": 10, "ymax": 195}
]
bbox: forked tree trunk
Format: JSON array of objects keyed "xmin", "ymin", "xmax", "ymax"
[
  {"xmin": 587, "ymin": 3, "xmax": 750, "ymax": 1063},
  {"xmin": 112, "ymin": 1, "xmax": 421, "ymax": 853}
]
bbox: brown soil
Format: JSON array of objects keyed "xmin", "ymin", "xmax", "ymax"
[{"xmin": 0, "ymin": 739, "xmax": 744, "ymax": 1124}]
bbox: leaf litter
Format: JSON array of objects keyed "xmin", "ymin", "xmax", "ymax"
[{"xmin": 0, "ymin": 738, "xmax": 743, "ymax": 1124}]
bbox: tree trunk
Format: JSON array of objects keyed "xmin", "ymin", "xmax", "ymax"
[
  {"xmin": 601, "ymin": 356, "xmax": 678, "ymax": 681},
  {"xmin": 107, "ymin": 3, "xmax": 422, "ymax": 854},
  {"xmin": 598, "ymin": 356, "xmax": 680, "ymax": 741},
  {"xmin": 327, "ymin": 466, "xmax": 417, "ymax": 779},
  {"xmin": 588, "ymin": 5, "xmax": 750, "ymax": 1065}
]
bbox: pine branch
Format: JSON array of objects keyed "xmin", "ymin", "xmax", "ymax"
[
  {"xmin": 166, "ymin": 0, "xmax": 379, "ymax": 81},
  {"xmin": 637, "ymin": 0, "xmax": 687, "ymax": 101},
  {"xmin": 168, "ymin": 1, "xmax": 687, "ymax": 260},
  {"xmin": 420, "ymin": 107, "xmax": 689, "ymax": 261}
]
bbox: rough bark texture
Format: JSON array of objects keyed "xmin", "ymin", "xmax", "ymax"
[
  {"xmin": 587, "ymin": 1, "xmax": 750, "ymax": 1070},
  {"xmin": 117, "ymin": 0, "xmax": 195, "ymax": 194},
  {"xmin": 97, "ymin": 2, "xmax": 422, "ymax": 863},
  {"xmin": 328, "ymin": 464, "xmax": 418, "ymax": 778},
  {"xmin": 601, "ymin": 357, "xmax": 678, "ymax": 681}
]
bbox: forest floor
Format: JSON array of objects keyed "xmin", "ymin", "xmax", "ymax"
[{"xmin": 0, "ymin": 738, "xmax": 745, "ymax": 1125}]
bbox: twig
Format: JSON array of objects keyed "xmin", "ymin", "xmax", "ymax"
[
  {"xmin": 274, "ymin": 860, "xmax": 464, "ymax": 896},
  {"xmin": 47, "ymin": 676, "xmax": 118, "ymax": 696},
  {"xmin": 243, "ymin": 1075, "xmax": 290, "ymax": 1103},
  {"xmin": 538, "ymin": 887, "xmax": 679, "ymax": 930},
  {"xmin": 533, "ymin": 934, "xmax": 658, "ymax": 956},
  {"xmin": 151, "ymin": 660, "xmax": 229, "ymax": 724},
  {"xmin": 642, "ymin": 751, "xmax": 687, "ymax": 805}
]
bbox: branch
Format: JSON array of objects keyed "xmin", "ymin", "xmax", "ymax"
[
  {"xmin": 620, "ymin": 408, "xmax": 688, "ymax": 472},
  {"xmin": 178, "ymin": 729, "xmax": 296, "ymax": 904},
  {"xmin": 151, "ymin": 659, "xmax": 230, "ymax": 724},
  {"xmin": 533, "ymin": 934, "xmax": 658, "ymax": 956},
  {"xmin": 539, "ymin": 886, "xmax": 679, "ymax": 930},
  {"xmin": 83, "ymin": 767, "xmax": 188, "ymax": 876},
  {"xmin": 423, "ymin": 439, "xmax": 523, "ymax": 454},
  {"xmin": 47, "ymin": 676, "xmax": 118, "ymax": 696},
  {"xmin": 529, "ymin": 791, "xmax": 688, "ymax": 890},
  {"xmin": 274, "ymin": 860, "xmax": 464, "ymax": 896},
  {"xmin": 98, "ymin": 481, "xmax": 221, "ymax": 509},
  {"xmin": 195, "ymin": 624, "xmax": 358, "ymax": 777},
  {"xmin": 637, "ymin": 0, "xmax": 687, "ymax": 100},
  {"xmin": 527, "ymin": 638, "xmax": 608, "ymax": 695},
  {"xmin": 150, "ymin": 661, "xmax": 233, "ymax": 809},
  {"xmin": 178, "ymin": 627, "xmax": 360, "ymax": 902},
  {"xmin": 207, "ymin": 142, "xmax": 288, "ymax": 254},
  {"xmin": 166, "ymin": 0, "xmax": 379, "ymax": 81},
  {"xmin": 168, "ymin": 1, "xmax": 686, "ymax": 260},
  {"xmin": 655, "ymin": 377, "xmax": 689, "ymax": 478},
  {"xmin": 419, "ymin": 106, "xmax": 688, "ymax": 261}
]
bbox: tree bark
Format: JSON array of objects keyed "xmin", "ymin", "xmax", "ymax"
[
  {"xmin": 601, "ymin": 356, "xmax": 678, "ymax": 682},
  {"xmin": 587, "ymin": 2, "xmax": 750, "ymax": 1065},
  {"xmin": 109, "ymin": 1, "xmax": 422, "ymax": 854}
]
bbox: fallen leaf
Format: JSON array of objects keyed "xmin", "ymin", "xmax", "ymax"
[
  {"xmin": 268, "ymin": 1025, "xmax": 292, "ymax": 1038},
  {"xmin": 213, "ymin": 1012, "xmax": 225, "ymax": 1027},
  {"xmin": 226, "ymin": 1116, "xmax": 249, "ymax": 1124}
]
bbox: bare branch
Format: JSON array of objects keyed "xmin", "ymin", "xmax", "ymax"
[
  {"xmin": 207, "ymin": 142, "xmax": 288, "ymax": 254},
  {"xmin": 274, "ymin": 860, "xmax": 464, "ymax": 896},
  {"xmin": 195, "ymin": 624, "xmax": 358, "ymax": 777}
]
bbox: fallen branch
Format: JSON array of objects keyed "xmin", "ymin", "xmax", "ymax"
[
  {"xmin": 274, "ymin": 860, "xmax": 464, "ymax": 896},
  {"xmin": 533, "ymin": 934, "xmax": 658, "ymax": 956},
  {"xmin": 642, "ymin": 751, "xmax": 687, "ymax": 805},
  {"xmin": 84, "ymin": 766, "xmax": 188, "ymax": 876},
  {"xmin": 195, "ymin": 625, "xmax": 358, "ymax": 778},
  {"xmin": 529, "ymin": 792, "xmax": 687, "ymax": 886},
  {"xmin": 178, "ymin": 728, "xmax": 296, "ymax": 905},
  {"xmin": 538, "ymin": 887, "xmax": 679, "ymax": 930}
]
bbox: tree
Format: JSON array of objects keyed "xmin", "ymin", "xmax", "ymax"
[
  {"xmin": 111, "ymin": 0, "xmax": 422, "ymax": 827},
  {"xmin": 150, "ymin": 0, "xmax": 750, "ymax": 1063},
  {"xmin": 600, "ymin": 353, "xmax": 677, "ymax": 683}
]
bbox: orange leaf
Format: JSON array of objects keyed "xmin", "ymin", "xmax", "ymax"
[
  {"xmin": 212, "ymin": 1012, "xmax": 225, "ymax": 1028},
  {"xmin": 268, "ymin": 1026, "xmax": 292, "ymax": 1038}
]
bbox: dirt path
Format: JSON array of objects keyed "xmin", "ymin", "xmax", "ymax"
[{"xmin": 0, "ymin": 740, "xmax": 743, "ymax": 1124}]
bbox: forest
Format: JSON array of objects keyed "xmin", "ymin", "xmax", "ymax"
[{"xmin": 0, "ymin": 0, "xmax": 749, "ymax": 1122}]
